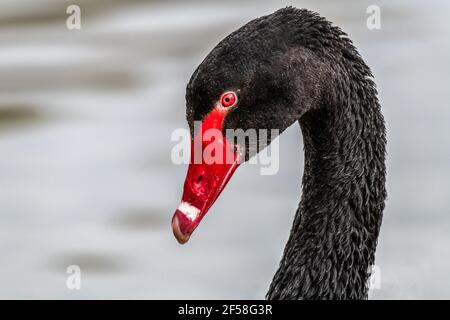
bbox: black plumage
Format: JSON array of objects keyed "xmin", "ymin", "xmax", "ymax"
[{"xmin": 185, "ymin": 7, "xmax": 387, "ymax": 300}]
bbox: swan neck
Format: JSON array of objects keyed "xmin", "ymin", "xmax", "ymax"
[{"xmin": 267, "ymin": 75, "xmax": 387, "ymax": 300}]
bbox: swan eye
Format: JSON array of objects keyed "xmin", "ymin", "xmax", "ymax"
[{"xmin": 220, "ymin": 91, "xmax": 237, "ymax": 108}]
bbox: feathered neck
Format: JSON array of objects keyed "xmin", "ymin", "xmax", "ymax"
[{"xmin": 266, "ymin": 53, "xmax": 387, "ymax": 299}]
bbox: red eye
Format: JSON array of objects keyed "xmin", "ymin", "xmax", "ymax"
[{"xmin": 220, "ymin": 91, "xmax": 237, "ymax": 108}]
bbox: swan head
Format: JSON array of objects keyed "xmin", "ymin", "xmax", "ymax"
[{"xmin": 172, "ymin": 7, "xmax": 331, "ymax": 244}]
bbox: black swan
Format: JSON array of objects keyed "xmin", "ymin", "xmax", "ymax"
[{"xmin": 171, "ymin": 7, "xmax": 386, "ymax": 300}]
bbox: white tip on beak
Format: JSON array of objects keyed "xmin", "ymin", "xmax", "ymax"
[{"xmin": 177, "ymin": 202, "xmax": 201, "ymax": 221}]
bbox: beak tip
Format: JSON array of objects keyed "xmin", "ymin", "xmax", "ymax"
[{"xmin": 172, "ymin": 212, "xmax": 190, "ymax": 244}]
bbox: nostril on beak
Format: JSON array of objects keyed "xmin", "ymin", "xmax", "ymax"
[{"xmin": 196, "ymin": 175, "xmax": 203, "ymax": 184}]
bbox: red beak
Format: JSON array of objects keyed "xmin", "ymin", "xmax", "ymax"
[{"xmin": 172, "ymin": 106, "xmax": 240, "ymax": 244}]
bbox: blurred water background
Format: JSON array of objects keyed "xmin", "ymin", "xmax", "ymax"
[{"xmin": 0, "ymin": 0, "xmax": 449, "ymax": 299}]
